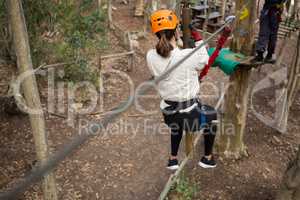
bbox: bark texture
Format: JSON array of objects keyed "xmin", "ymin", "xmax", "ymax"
[
  {"xmin": 135, "ymin": 0, "xmax": 144, "ymax": 16},
  {"xmin": 276, "ymin": 146, "xmax": 300, "ymax": 200},
  {"xmin": 7, "ymin": 0, "xmax": 58, "ymax": 199},
  {"xmin": 275, "ymin": 31, "xmax": 300, "ymax": 133},
  {"xmin": 218, "ymin": 0, "xmax": 256, "ymax": 158}
]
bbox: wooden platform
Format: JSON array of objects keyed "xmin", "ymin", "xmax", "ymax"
[
  {"xmin": 197, "ymin": 11, "xmax": 222, "ymax": 20},
  {"xmin": 191, "ymin": 5, "xmax": 209, "ymax": 11},
  {"xmin": 238, "ymin": 56, "xmax": 263, "ymax": 68}
]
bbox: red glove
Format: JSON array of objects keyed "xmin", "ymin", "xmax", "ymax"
[
  {"xmin": 191, "ymin": 30, "xmax": 202, "ymax": 42},
  {"xmin": 217, "ymin": 27, "xmax": 231, "ymax": 49}
]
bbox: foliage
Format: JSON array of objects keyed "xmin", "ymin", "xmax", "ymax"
[
  {"xmin": 22, "ymin": 0, "xmax": 56, "ymax": 36},
  {"xmin": 170, "ymin": 173, "xmax": 197, "ymax": 200},
  {"xmin": 0, "ymin": 1, "xmax": 10, "ymax": 58},
  {"xmin": 0, "ymin": 0, "xmax": 108, "ymax": 84},
  {"xmin": 50, "ymin": 1, "xmax": 107, "ymax": 84},
  {"xmin": 0, "ymin": 1, "xmax": 6, "ymax": 20}
]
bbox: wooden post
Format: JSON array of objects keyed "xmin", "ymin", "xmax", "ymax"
[
  {"xmin": 98, "ymin": 0, "xmax": 102, "ymax": 15},
  {"xmin": 221, "ymin": 0, "xmax": 227, "ymax": 21},
  {"xmin": 182, "ymin": 0, "xmax": 191, "ymax": 48},
  {"xmin": 287, "ymin": 0, "xmax": 294, "ymax": 19},
  {"xmin": 98, "ymin": 0, "xmax": 102, "ymax": 9},
  {"xmin": 134, "ymin": 0, "xmax": 144, "ymax": 17},
  {"xmin": 143, "ymin": 1, "xmax": 151, "ymax": 34},
  {"xmin": 203, "ymin": 0, "xmax": 209, "ymax": 34},
  {"xmin": 7, "ymin": 0, "xmax": 58, "ymax": 199},
  {"xmin": 293, "ymin": 0, "xmax": 300, "ymax": 20},
  {"xmin": 218, "ymin": 0, "xmax": 257, "ymax": 158},
  {"xmin": 181, "ymin": 0, "xmax": 194, "ymax": 156},
  {"xmin": 185, "ymin": 132, "xmax": 194, "ymax": 156},
  {"xmin": 168, "ymin": 0, "xmax": 177, "ymax": 9},
  {"xmin": 274, "ymin": 31, "xmax": 300, "ymax": 133},
  {"xmin": 276, "ymin": 145, "xmax": 300, "ymax": 200},
  {"xmin": 107, "ymin": 0, "xmax": 113, "ymax": 29}
]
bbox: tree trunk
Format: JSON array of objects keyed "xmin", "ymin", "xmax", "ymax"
[
  {"xmin": 134, "ymin": 0, "xmax": 144, "ymax": 16},
  {"xmin": 181, "ymin": 0, "xmax": 194, "ymax": 156},
  {"xmin": 274, "ymin": 31, "xmax": 300, "ymax": 133},
  {"xmin": 276, "ymin": 145, "xmax": 300, "ymax": 200},
  {"xmin": 143, "ymin": 0, "xmax": 161, "ymax": 33},
  {"xmin": 98, "ymin": 0, "xmax": 102, "ymax": 14},
  {"xmin": 7, "ymin": 0, "xmax": 58, "ymax": 199},
  {"xmin": 294, "ymin": 0, "xmax": 300, "ymax": 20},
  {"xmin": 107, "ymin": 0, "xmax": 113, "ymax": 28},
  {"xmin": 220, "ymin": 0, "xmax": 227, "ymax": 21},
  {"xmin": 168, "ymin": 0, "xmax": 177, "ymax": 10},
  {"xmin": 218, "ymin": 0, "xmax": 257, "ymax": 158}
]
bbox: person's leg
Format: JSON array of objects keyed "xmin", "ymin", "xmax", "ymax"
[
  {"xmin": 198, "ymin": 105, "xmax": 218, "ymax": 168},
  {"xmin": 266, "ymin": 11, "xmax": 280, "ymax": 63},
  {"xmin": 203, "ymin": 129, "xmax": 216, "ymax": 156},
  {"xmin": 254, "ymin": 9, "xmax": 271, "ymax": 61},
  {"xmin": 198, "ymin": 127, "xmax": 217, "ymax": 168},
  {"xmin": 170, "ymin": 126, "xmax": 183, "ymax": 157},
  {"xmin": 167, "ymin": 125, "xmax": 183, "ymax": 170}
]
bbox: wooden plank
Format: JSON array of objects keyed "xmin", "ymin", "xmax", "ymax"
[
  {"xmin": 197, "ymin": 11, "xmax": 222, "ymax": 20},
  {"xmin": 101, "ymin": 51, "xmax": 134, "ymax": 59},
  {"xmin": 191, "ymin": 5, "xmax": 209, "ymax": 11}
]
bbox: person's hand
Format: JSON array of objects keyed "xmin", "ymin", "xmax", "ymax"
[
  {"xmin": 191, "ymin": 30, "xmax": 202, "ymax": 42},
  {"xmin": 189, "ymin": 23, "xmax": 202, "ymax": 42}
]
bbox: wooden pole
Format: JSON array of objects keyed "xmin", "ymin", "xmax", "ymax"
[
  {"xmin": 293, "ymin": 0, "xmax": 300, "ymax": 20},
  {"xmin": 134, "ymin": 0, "xmax": 144, "ymax": 17},
  {"xmin": 276, "ymin": 145, "xmax": 300, "ymax": 200},
  {"xmin": 221, "ymin": 0, "xmax": 227, "ymax": 21},
  {"xmin": 182, "ymin": 0, "xmax": 191, "ymax": 49},
  {"xmin": 107, "ymin": 0, "xmax": 113, "ymax": 29},
  {"xmin": 275, "ymin": 31, "xmax": 300, "ymax": 133},
  {"xmin": 203, "ymin": 0, "xmax": 209, "ymax": 34},
  {"xmin": 7, "ymin": 0, "xmax": 58, "ymax": 199},
  {"xmin": 98, "ymin": 0, "xmax": 102, "ymax": 9},
  {"xmin": 181, "ymin": 0, "xmax": 194, "ymax": 156},
  {"xmin": 218, "ymin": 0, "xmax": 256, "ymax": 158},
  {"xmin": 168, "ymin": 0, "xmax": 177, "ymax": 9}
]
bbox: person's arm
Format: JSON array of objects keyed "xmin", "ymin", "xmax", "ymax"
[
  {"xmin": 146, "ymin": 50, "xmax": 156, "ymax": 77},
  {"xmin": 190, "ymin": 30, "xmax": 209, "ymax": 71}
]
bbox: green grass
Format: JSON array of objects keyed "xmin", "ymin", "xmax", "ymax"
[{"xmin": 168, "ymin": 173, "xmax": 198, "ymax": 200}]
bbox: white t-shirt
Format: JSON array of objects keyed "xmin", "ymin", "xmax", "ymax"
[{"xmin": 146, "ymin": 41, "xmax": 209, "ymax": 103}]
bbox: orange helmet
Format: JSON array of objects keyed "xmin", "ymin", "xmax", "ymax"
[{"xmin": 150, "ymin": 9, "xmax": 179, "ymax": 34}]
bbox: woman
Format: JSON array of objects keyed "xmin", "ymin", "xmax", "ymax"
[{"xmin": 147, "ymin": 10, "xmax": 217, "ymax": 170}]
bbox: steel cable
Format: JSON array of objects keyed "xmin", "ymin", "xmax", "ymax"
[{"xmin": 0, "ymin": 12, "xmax": 238, "ymax": 200}]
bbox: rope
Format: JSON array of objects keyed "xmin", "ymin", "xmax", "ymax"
[
  {"xmin": 1, "ymin": 0, "xmax": 260, "ymax": 198},
  {"xmin": 2, "ymin": 1, "xmax": 264, "ymax": 198},
  {"xmin": 0, "ymin": 15, "xmax": 236, "ymax": 200},
  {"xmin": 1, "ymin": 0, "xmax": 263, "ymax": 198}
]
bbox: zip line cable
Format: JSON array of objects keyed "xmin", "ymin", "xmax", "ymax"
[
  {"xmin": 0, "ymin": 3, "xmax": 255, "ymax": 198},
  {"xmin": 0, "ymin": 19, "xmax": 234, "ymax": 200}
]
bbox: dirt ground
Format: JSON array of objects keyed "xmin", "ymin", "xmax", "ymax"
[{"xmin": 0, "ymin": 1, "xmax": 299, "ymax": 200}]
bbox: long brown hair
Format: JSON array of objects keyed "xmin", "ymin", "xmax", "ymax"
[{"xmin": 155, "ymin": 29, "xmax": 176, "ymax": 58}]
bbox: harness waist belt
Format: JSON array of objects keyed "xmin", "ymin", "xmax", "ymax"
[{"xmin": 164, "ymin": 98, "xmax": 199, "ymax": 111}]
